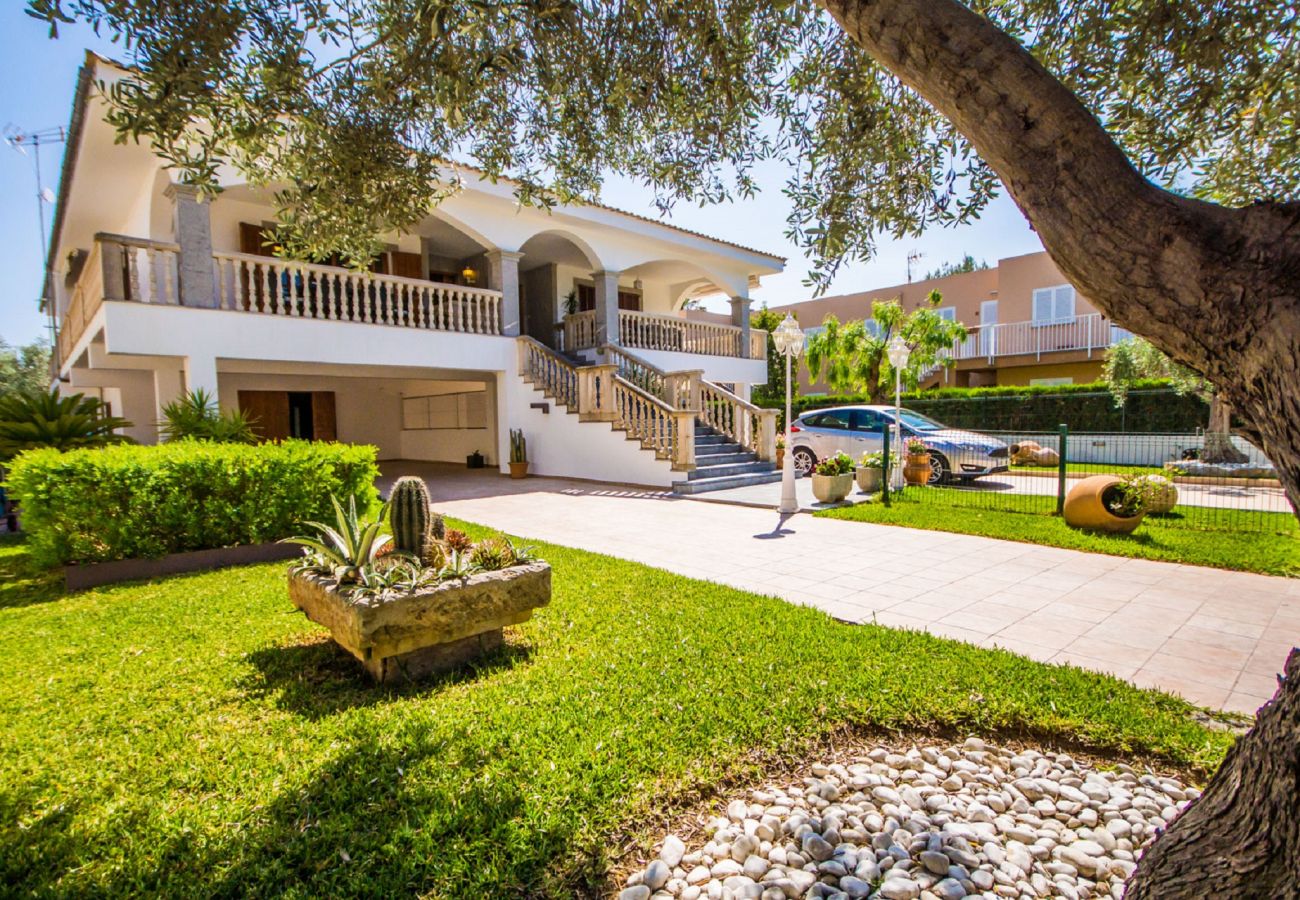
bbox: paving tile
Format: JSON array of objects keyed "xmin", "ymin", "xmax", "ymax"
[
  {"xmin": 1138, "ymin": 652, "xmax": 1239, "ymax": 691},
  {"xmin": 1170, "ymin": 623, "xmax": 1260, "ymax": 654},
  {"xmin": 925, "ymin": 623, "xmax": 991, "ymax": 646},
  {"xmin": 1157, "ymin": 637, "xmax": 1252, "ymax": 670},
  {"xmin": 1183, "ymin": 612, "xmax": 1266, "ymax": 640},
  {"xmin": 1223, "ymin": 692, "xmax": 1267, "ymax": 716},
  {"xmin": 980, "ymin": 636, "xmax": 1058, "ymax": 664},
  {"xmin": 1049, "ymin": 650, "xmax": 1139, "ymax": 681},
  {"xmin": 1232, "ymin": 670, "xmax": 1283, "ymax": 701},
  {"xmin": 1058, "ymin": 636, "xmax": 1156, "ymax": 672},
  {"xmin": 992, "ymin": 621, "xmax": 1083, "ymax": 652}
]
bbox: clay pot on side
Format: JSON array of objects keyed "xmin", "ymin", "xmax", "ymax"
[
  {"xmin": 508, "ymin": 462, "xmax": 529, "ymax": 479},
  {"xmin": 812, "ymin": 472, "xmax": 854, "ymax": 504},
  {"xmin": 855, "ymin": 466, "xmax": 883, "ymax": 494},
  {"xmin": 903, "ymin": 453, "xmax": 931, "ymax": 486},
  {"xmin": 1063, "ymin": 474, "xmax": 1145, "ymax": 534}
]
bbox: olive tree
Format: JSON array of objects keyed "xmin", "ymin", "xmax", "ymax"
[{"xmin": 24, "ymin": 1, "xmax": 1300, "ymax": 892}]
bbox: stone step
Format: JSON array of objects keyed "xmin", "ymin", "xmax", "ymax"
[
  {"xmin": 693, "ymin": 450, "xmax": 756, "ymax": 467},
  {"xmin": 687, "ymin": 460, "xmax": 776, "ymax": 480},
  {"xmin": 694, "ymin": 434, "xmax": 733, "ymax": 446},
  {"xmin": 672, "ymin": 469, "xmax": 782, "ymax": 494}
]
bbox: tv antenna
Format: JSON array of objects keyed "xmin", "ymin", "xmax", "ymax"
[
  {"xmin": 4, "ymin": 124, "xmax": 67, "ymax": 364},
  {"xmin": 906, "ymin": 249, "xmax": 924, "ymax": 283}
]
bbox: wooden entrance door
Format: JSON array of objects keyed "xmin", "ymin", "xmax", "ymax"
[{"xmin": 238, "ymin": 390, "xmax": 337, "ymax": 441}]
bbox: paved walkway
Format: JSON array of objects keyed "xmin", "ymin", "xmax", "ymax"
[{"xmin": 384, "ymin": 463, "xmax": 1299, "ymax": 715}]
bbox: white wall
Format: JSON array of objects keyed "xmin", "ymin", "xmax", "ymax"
[{"xmin": 502, "ymin": 372, "xmax": 676, "ymax": 487}]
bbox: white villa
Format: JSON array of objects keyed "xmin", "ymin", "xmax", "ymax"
[{"xmin": 45, "ymin": 53, "xmax": 784, "ymax": 492}]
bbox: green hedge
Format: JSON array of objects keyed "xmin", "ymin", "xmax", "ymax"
[
  {"xmin": 6, "ymin": 440, "xmax": 380, "ymax": 567},
  {"xmin": 767, "ymin": 380, "xmax": 1209, "ymax": 433}
]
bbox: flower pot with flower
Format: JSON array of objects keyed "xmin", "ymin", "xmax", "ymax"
[{"xmin": 903, "ymin": 438, "xmax": 932, "ymax": 485}]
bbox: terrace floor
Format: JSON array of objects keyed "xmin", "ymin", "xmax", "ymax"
[{"xmin": 382, "ymin": 461, "xmax": 1300, "ymax": 715}]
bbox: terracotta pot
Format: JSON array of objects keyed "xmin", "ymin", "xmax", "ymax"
[
  {"xmin": 1063, "ymin": 474, "xmax": 1146, "ymax": 534},
  {"xmin": 903, "ymin": 453, "xmax": 931, "ymax": 486},
  {"xmin": 855, "ymin": 466, "xmax": 883, "ymax": 494},
  {"xmin": 776, "ymin": 448, "xmax": 785, "ymax": 468},
  {"xmin": 811, "ymin": 472, "xmax": 854, "ymax": 504},
  {"xmin": 508, "ymin": 461, "xmax": 529, "ymax": 479}
]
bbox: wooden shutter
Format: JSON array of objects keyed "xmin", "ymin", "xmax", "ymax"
[
  {"xmin": 390, "ymin": 251, "xmax": 423, "ymax": 280},
  {"xmin": 311, "ymin": 392, "xmax": 337, "ymax": 442},
  {"xmin": 238, "ymin": 391, "xmax": 290, "ymax": 441},
  {"xmin": 239, "ymin": 222, "xmax": 275, "ymax": 257},
  {"xmin": 617, "ymin": 290, "xmax": 642, "ymax": 311},
  {"xmin": 577, "ymin": 283, "xmax": 595, "ymax": 312}
]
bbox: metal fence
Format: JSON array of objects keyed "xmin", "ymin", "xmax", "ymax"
[{"xmin": 883, "ymin": 425, "xmax": 1295, "ymax": 535}]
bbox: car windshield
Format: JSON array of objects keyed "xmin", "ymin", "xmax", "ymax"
[{"xmin": 882, "ymin": 409, "xmax": 947, "ymax": 432}]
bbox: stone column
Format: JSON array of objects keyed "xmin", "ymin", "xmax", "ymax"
[
  {"xmin": 164, "ymin": 183, "xmax": 216, "ymax": 308},
  {"xmin": 592, "ymin": 270, "xmax": 622, "ymax": 347},
  {"xmin": 485, "ymin": 249, "xmax": 524, "ymax": 336},
  {"xmin": 730, "ymin": 295, "xmax": 753, "ymax": 358}
]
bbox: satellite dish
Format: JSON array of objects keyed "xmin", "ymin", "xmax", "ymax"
[{"xmin": 40, "ymin": 188, "xmax": 55, "ymax": 204}]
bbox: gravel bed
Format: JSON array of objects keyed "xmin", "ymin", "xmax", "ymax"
[{"xmin": 619, "ymin": 739, "xmax": 1197, "ymax": 900}]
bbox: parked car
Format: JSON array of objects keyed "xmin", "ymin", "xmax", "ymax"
[{"xmin": 788, "ymin": 405, "xmax": 1009, "ymax": 484}]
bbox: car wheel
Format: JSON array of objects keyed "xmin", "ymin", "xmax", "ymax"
[
  {"xmin": 927, "ymin": 452, "xmax": 952, "ymax": 485},
  {"xmin": 792, "ymin": 447, "xmax": 816, "ymax": 476}
]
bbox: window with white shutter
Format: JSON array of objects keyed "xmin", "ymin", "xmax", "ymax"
[
  {"xmin": 1032, "ymin": 285, "xmax": 1076, "ymax": 325},
  {"xmin": 936, "ymin": 306, "xmax": 957, "ymax": 322}
]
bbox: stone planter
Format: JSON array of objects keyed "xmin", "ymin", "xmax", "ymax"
[
  {"xmin": 811, "ymin": 472, "xmax": 853, "ymax": 504},
  {"xmin": 1063, "ymin": 475, "xmax": 1145, "ymax": 534},
  {"xmin": 855, "ymin": 466, "xmax": 883, "ymax": 494},
  {"xmin": 903, "ymin": 453, "xmax": 931, "ymax": 486},
  {"xmin": 288, "ymin": 561, "xmax": 551, "ymax": 683},
  {"xmin": 508, "ymin": 461, "xmax": 529, "ymax": 479}
]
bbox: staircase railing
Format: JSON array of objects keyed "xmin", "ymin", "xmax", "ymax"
[
  {"xmin": 698, "ymin": 380, "xmax": 778, "ymax": 462},
  {"xmin": 599, "ymin": 343, "xmax": 776, "ymax": 463},
  {"xmin": 516, "ymin": 337, "xmax": 695, "ymax": 470},
  {"xmin": 600, "ymin": 344, "xmax": 700, "ymax": 410},
  {"xmin": 518, "ymin": 337, "xmax": 580, "ymax": 409}
]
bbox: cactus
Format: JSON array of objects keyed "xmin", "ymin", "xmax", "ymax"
[
  {"xmin": 388, "ymin": 476, "xmax": 432, "ymax": 560},
  {"xmin": 509, "ymin": 428, "xmax": 527, "ymax": 464}
]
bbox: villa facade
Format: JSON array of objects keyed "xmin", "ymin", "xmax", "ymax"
[{"xmin": 44, "ymin": 53, "xmax": 785, "ymax": 492}]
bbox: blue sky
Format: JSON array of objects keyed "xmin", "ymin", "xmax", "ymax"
[{"xmin": 0, "ymin": 6, "xmax": 1044, "ymax": 346}]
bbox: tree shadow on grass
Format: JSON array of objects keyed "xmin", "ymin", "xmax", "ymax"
[
  {"xmin": 239, "ymin": 631, "xmax": 536, "ymax": 720},
  {"xmin": 0, "ymin": 534, "xmax": 65, "ymax": 610}
]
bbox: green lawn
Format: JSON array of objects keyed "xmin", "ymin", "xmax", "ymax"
[
  {"xmin": 817, "ymin": 495, "xmax": 1299, "ymax": 576},
  {"xmin": 1010, "ymin": 462, "xmax": 1171, "ymax": 476},
  {"xmin": 0, "ymin": 528, "xmax": 1232, "ymax": 897}
]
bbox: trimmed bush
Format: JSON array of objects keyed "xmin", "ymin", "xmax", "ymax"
[
  {"xmin": 766, "ymin": 380, "xmax": 1209, "ymax": 433},
  {"xmin": 6, "ymin": 440, "xmax": 380, "ymax": 567}
]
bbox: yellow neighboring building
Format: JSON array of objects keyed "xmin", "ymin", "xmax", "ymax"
[{"xmin": 775, "ymin": 251, "xmax": 1132, "ymax": 391}]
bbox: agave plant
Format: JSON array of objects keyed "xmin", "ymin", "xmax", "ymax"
[
  {"xmin": 283, "ymin": 494, "xmax": 390, "ymax": 584},
  {"xmin": 348, "ymin": 558, "xmax": 440, "ymax": 603},
  {"xmin": 159, "ymin": 388, "xmax": 258, "ymax": 443},
  {"xmin": 0, "ymin": 389, "xmax": 133, "ymax": 460}
]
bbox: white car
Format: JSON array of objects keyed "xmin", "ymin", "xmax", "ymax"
[{"xmin": 789, "ymin": 405, "xmax": 1010, "ymax": 484}]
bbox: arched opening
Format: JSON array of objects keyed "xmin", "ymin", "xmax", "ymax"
[{"xmin": 518, "ymin": 230, "xmax": 605, "ymax": 345}]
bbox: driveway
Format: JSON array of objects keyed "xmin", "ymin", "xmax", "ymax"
[{"xmin": 384, "ymin": 462, "xmax": 1299, "ymax": 715}]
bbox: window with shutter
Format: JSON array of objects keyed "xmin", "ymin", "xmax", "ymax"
[{"xmin": 1033, "ymin": 285, "xmax": 1076, "ymax": 325}]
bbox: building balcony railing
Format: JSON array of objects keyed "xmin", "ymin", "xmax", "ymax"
[
  {"xmin": 950, "ymin": 313, "xmax": 1133, "ymax": 364},
  {"xmin": 557, "ymin": 309, "xmax": 768, "ymax": 359},
  {"xmin": 55, "ymin": 234, "xmax": 506, "ymax": 364}
]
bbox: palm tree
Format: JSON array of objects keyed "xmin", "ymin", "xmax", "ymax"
[{"xmin": 0, "ymin": 390, "xmax": 133, "ymax": 460}]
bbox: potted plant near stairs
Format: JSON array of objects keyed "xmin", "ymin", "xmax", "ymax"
[
  {"xmin": 1063, "ymin": 473, "xmax": 1158, "ymax": 534},
  {"xmin": 508, "ymin": 429, "xmax": 529, "ymax": 479},
  {"xmin": 812, "ymin": 451, "xmax": 855, "ymax": 504},
  {"xmin": 903, "ymin": 438, "xmax": 932, "ymax": 486},
  {"xmin": 855, "ymin": 449, "xmax": 892, "ymax": 494},
  {"xmin": 775, "ymin": 436, "xmax": 786, "ymax": 469}
]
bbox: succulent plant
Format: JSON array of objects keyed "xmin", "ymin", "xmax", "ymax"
[
  {"xmin": 444, "ymin": 528, "xmax": 473, "ymax": 554},
  {"xmin": 469, "ymin": 537, "xmax": 516, "ymax": 571},
  {"xmin": 388, "ymin": 476, "xmax": 432, "ymax": 559}
]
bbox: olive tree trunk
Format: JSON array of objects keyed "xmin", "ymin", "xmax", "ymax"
[
  {"xmin": 822, "ymin": 0, "xmax": 1300, "ymax": 518},
  {"xmin": 819, "ymin": 0, "xmax": 1300, "ymax": 893},
  {"xmin": 1203, "ymin": 394, "xmax": 1249, "ymax": 465},
  {"xmin": 1127, "ymin": 651, "xmax": 1300, "ymax": 897}
]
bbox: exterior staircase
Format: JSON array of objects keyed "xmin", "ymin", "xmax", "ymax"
[
  {"xmin": 515, "ymin": 336, "xmax": 778, "ymax": 492},
  {"xmin": 671, "ymin": 425, "xmax": 781, "ymax": 494}
]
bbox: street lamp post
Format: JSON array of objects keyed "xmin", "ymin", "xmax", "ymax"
[
  {"xmin": 886, "ymin": 334, "xmax": 911, "ymax": 491},
  {"xmin": 772, "ymin": 314, "xmax": 805, "ymax": 515}
]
